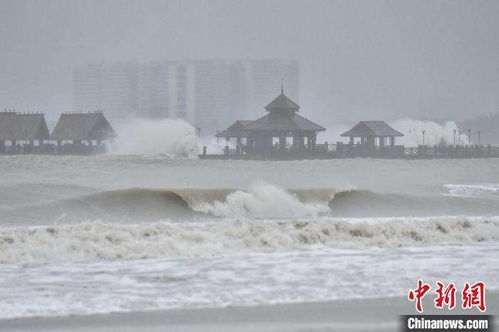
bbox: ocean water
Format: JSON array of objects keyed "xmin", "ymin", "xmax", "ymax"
[{"xmin": 0, "ymin": 155, "xmax": 498, "ymax": 319}]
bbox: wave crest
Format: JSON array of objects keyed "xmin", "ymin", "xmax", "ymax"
[{"xmin": 191, "ymin": 183, "xmax": 333, "ymax": 218}]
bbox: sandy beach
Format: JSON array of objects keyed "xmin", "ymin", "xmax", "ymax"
[{"xmin": 1, "ymin": 294, "xmax": 496, "ymax": 332}]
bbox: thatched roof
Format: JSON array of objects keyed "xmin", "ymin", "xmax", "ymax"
[
  {"xmin": 0, "ymin": 111, "xmax": 50, "ymax": 141},
  {"xmin": 341, "ymin": 121, "xmax": 404, "ymax": 137},
  {"xmin": 50, "ymin": 112, "xmax": 116, "ymax": 141},
  {"xmin": 265, "ymin": 93, "xmax": 300, "ymax": 112},
  {"xmin": 216, "ymin": 120, "xmax": 252, "ymax": 137},
  {"xmin": 244, "ymin": 113, "xmax": 325, "ymax": 132}
]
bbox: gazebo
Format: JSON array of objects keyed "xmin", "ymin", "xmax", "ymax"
[
  {"xmin": 216, "ymin": 90, "xmax": 325, "ymax": 156},
  {"xmin": 341, "ymin": 121, "xmax": 403, "ymax": 147},
  {"xmin": 215, "ymin": 120, "xmax": 252, "ymax": 154}
]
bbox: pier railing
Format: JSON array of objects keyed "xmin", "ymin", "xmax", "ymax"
[
  {"xmin": 0, "ymin": 142, "xmax": 107, "ymax": 155},
  {"xmin": 403, "ymin": 145, "xmax": 499, "ymax": 158},
  {"xmin": 211, "ymin": 143, "xmax": 499, "ymax": 159}
]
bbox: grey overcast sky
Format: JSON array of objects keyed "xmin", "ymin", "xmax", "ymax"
[{"xmin": 0, "ymin": 0, "xmax": 498, "ymax": 123}]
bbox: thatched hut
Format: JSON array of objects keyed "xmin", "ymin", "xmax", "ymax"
[
  {"xmin": 0, "ymin": 111, "xmax": 50, "ymax": 153},
  {"xmin": 50, "ymin": 112, "xmax": 115, "ymax": 153}
]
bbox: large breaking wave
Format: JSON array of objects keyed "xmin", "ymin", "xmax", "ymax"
[
  {"xmin": 0, "ymin": 184, "xmax": 346, "ymax": 224},
  {"xmin": 3, "ymin": 183, "xmax": 499, "ymax": 225},
  {"xmin": 2, "ymin": 183, "xmax": 499, "ymax": 265},
  {"xmin": 192, "ymin": 183, "xmax": 331, "ymax": 218}
]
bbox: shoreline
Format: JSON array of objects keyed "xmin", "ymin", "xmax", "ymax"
[{"xmin": 1, "ymin": 294, "xmax": 497, "ymax": 332}]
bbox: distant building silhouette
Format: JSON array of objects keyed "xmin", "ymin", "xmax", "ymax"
[
  {"xmin": 73, "ymin": 62, "xmax": 138, "ymax": 121},
  {"xmin": 73, "ymin": 59, "xmax": 298, "ymax": 132}
]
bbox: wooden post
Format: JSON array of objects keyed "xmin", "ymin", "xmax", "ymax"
[
  {"xmin": 236, "ymin": 136, "xmax": 242, "ymax": 154},
  {"xmin": 367, "ymin": 136, "xmax": 375, "ymax": 146},
  {"xmin": 279, "ymin": 134, "xmax": 286, "ymax": 151},
  {"xmin": 247, "ymin": 136, "xmax": 253, "ymax": 154},
  {"xmin": 293, "ymin": 133, "xmax": 304, "ymax": 151},
  {"xmin": 264, "ymin": 132, "xmax": 273, "ymax": 151},
  {"xmin": 308, "ymin": 133, "xmax": 317, "ymax": 151}
]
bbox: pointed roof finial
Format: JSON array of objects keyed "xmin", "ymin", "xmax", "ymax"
[{"xmin": 281, "ymin": 78, "xmax": 284, "ymax": 95}]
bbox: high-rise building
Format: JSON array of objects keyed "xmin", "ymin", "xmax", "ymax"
[
  {"xmin": 73, "ymin": 59, "xmax": 299, "ymax": 133},
  {"xmin": 245, "ymin": 59, "xmax": 299, "ymax": 119},
  {"xmin": 73, "ymin": 62, "xmax": 138, "ymax": 121},
  {"xmin": 73, "ymin": 64, "xmax": 101, "ymax": 113},
  {"xmin": 138, "ymin": 62, "xmax": 173, "ymax": 119}
]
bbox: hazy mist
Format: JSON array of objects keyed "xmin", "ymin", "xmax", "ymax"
[{"xmin": 1, "ymin": 0, "xmax": 498, "ymax": 123}]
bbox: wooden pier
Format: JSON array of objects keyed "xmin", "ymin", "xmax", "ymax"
[
  {"xmin": 199, "ymin": 143, "xmax": 499, "ymax": 160},
  {"xmin": 204, "ymin": 94, "xmax": 499, "ymax": 161}
]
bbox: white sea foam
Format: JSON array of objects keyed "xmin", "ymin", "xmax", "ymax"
[
  {"xmin": 192, "ymin": 183, "xmax": 331, "ymax": 218},
  {"xmin": 391, "ymin": 119, "xmax": 467, "ymax": 146},
  {"xmin": 1, "ymin": 244, "xmax": 497, "ymax": 319},
  {"xmin": 108, "ymin": 118, "xmax": 198, "ymax": 157},
  {"xmin": 1, "ymin": 157, "xmax": 499, "ymax": 320},
  {"xmin": 1, "ymin": 216, "xmax": 498, "ymax": 265},
  {"xmin": 445, "ymin": 184, "xmax": 499, "ymax": 199}
]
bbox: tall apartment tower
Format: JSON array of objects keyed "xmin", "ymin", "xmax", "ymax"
[
  {"xmin": 244, "ymin": 59, "xmax": 299, "ymax": 119},
  {"xmin": 73, "ymin": 59, "xmax": 299, "ymax": 133},
  {"xmin": 137, "ymin": 62, "xmax": 171, "ymax": 119},
  {"xmin": 73, "ymin": 62, "xmax": 138, "ymax": 121}
]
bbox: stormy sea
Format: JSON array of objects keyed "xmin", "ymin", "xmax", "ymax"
[{"xmin": 0, "ymin": 152, "xmax": 498, "ymax": 319}]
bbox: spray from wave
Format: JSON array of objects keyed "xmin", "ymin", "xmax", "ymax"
[
  {"xmin": 192, "ymin": 183, "xmax": 331, "ymax": 219},
  {"xmin": 108, "ymin": 118, "xmax": 198, "ymax": 157},
  {"xmin": 105, "ymin": 117, "xmax": 469, "ymax": 157},
  {"xmin": 1, "ymin": 217, "xmax": 497, "ymax": 265},
  {"xmin": 390, "ymin": 119, "xmax": 468, "ymax": 146}
]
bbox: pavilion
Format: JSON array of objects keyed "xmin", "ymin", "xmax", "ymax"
[
  {"xmin": 340, "ymin": 121, "xmax": 404, "ymax": 147},
  {"xmin": 216, "ymin": 90, "xmax": 325, "ymax": 156}
]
